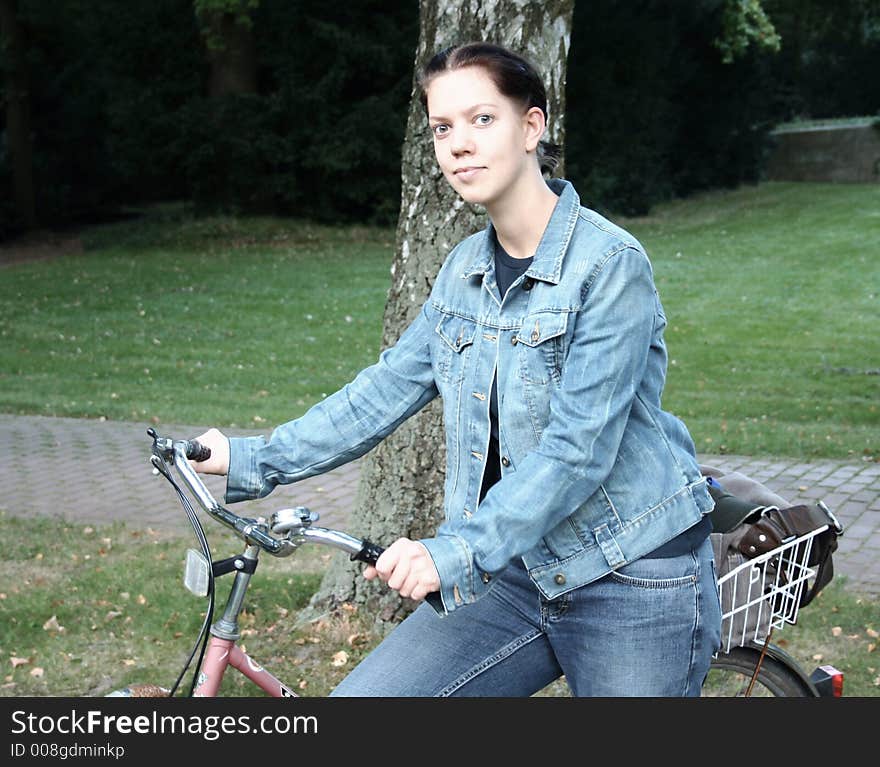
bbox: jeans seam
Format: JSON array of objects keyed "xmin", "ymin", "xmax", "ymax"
[
  {"xmin": 438, "ymin": 629, "xmax": 544, "ymax": 697},
  {"xmin": 684, "ymin": 548, "xmax": 701, "ymax": 696}
]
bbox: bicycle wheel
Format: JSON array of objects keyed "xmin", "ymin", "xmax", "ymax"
[{"xmin": 702, "ymin": 647, "xmax": 815, "ymax": 697}]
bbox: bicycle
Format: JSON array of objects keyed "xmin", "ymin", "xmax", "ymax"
[{"xmin": 108, "ymin": 429, "xmax": 844, "ymax": 698}]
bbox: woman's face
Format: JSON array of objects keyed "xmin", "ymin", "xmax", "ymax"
[{"xmin": 425, "ymin": 66, "xmax": 540, "ymax": 211}]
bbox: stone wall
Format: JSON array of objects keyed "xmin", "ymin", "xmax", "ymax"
[{"xmin": 766, "ymin": 122, "xmax": 880, "ymax": 183}]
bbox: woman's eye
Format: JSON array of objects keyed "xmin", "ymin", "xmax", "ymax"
[
  {"xmin": 475, "ymin": 114, "xmax": 494, "ymax": 126},
  {"xmin": 432, "ymin": 124, "xmax": 449, "ymax": 137}
]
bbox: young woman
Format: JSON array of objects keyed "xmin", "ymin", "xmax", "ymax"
[{"xmin": 193, "ymin": 42, "xmax": 722, "ymax": 696}]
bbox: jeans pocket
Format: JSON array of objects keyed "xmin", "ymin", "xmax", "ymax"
[{"xmin": 608, "ymin": 552, "xmax": 698, "ymax": 590}]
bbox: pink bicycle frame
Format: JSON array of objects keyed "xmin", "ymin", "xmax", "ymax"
[{"xmin": 194, "ymin": 636, "xmax": 299, "ymax": 697}]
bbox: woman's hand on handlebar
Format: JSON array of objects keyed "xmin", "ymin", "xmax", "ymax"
[
  {"xmin": 363, "ymin": 538, "xmax": 440, "ymax": 602},
  {"xmin": 190, "ymin": 428, "xmax": 231, "ymax": 475}
]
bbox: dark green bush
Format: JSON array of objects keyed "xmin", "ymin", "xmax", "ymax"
[
  {"xmin": 1, "ymin": 0, "xmax": 877, "ymax": 236},
  {"xmin": 565, "ymin": 0, "xmax": 777, "ymax": 216}
]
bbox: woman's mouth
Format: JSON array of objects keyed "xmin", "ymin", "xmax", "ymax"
[{"xmin": 453, "ymin": 166, "xmax": 485, "ymax": 181}]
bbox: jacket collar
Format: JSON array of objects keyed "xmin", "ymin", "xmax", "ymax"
[{"xmin": 462, "ymin": 179, "xmax": 580, "ymax": 286}]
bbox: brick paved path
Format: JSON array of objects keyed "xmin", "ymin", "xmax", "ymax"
[{"xmin": 2, "ymin": 414, "xmax": 878, "ymax": 596}]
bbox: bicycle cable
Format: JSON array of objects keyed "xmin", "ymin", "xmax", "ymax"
[{"xmin": 152, "ymin": 456, "xmax": 215, "ymax": 697}]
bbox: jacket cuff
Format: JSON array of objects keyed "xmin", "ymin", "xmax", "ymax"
[
  {"xmin": 419, "ymin": 534, "xmax": 494, "ymax": 615},
  {"xmin": 225, "ymin": 436, "xmax": 266, "ymax": 503}
]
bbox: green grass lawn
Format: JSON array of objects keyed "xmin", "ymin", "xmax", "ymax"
[{"xmin": 1, "ymin": 181, "xmax": 878, "ymax": 459}]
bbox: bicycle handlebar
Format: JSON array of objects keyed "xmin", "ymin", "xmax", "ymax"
[
  {"xmin": 184, "ymin": 439, "xmax": 211, "ymax": 463},
  {"xmin": 148, "ymin": 428, "xmax": 385, "ymax": 564}
]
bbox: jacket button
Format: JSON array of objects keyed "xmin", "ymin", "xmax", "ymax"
[
  {"xmin": 522, "ymin": 277, "xmax": 534, "ymax": 291},
  {"xmin": 501, "ymin": 456, "xmax": 510, "ymax": 467},
  {"xmin": 511, "ymin": 336, "xmax": 519, "ymax": 345},
  {"xmin": 481, "ymin": 572, "xmax": 491, "ymax": 584},
  {"xmin": 554, "ymin": 573, "xmax": 566, "ymax": 585}
]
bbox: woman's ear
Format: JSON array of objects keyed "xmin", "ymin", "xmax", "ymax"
[{"xmin": 523, "ymin": 106, "xmax": 547, "ymax": 152}]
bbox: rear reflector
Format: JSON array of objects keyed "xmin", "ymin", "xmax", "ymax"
[{"xmin": 810, "ymin": 664, "xmax": 844, "ymax": 697}]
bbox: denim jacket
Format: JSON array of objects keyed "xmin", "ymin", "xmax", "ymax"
[{"xmin": 226, "ymin": 179, "xmax": 714, "ymax": 615}]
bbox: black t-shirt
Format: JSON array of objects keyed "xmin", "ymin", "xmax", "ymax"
[{"xmin": 478, "ymin": 236, "xmax": 711, "ymax": 558}]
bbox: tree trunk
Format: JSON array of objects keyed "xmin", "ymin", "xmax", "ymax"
[
  {"xmin": 202, "ymin": 11, "xmax": 258, "ymax": 96},
  {"xmin": 300, "ymin": 0, "xmax": 574, "ymax": 632},
  {"xmin": 0, "ymin": 0, "xmax": 36, "ymax": 230}
]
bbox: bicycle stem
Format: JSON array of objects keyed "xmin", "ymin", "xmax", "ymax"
[{"xmin": 211, "ymin": 544, "xmax": 261, "ymax": 641}]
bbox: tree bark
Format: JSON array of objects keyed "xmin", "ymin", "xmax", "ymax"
[
  {"xmin": 300, "ymin": 0, "xmax": 574, "ymax": 631},
  {"xmin": 0, "ymin": 0, "xmax": 36, "ymax": 230}
]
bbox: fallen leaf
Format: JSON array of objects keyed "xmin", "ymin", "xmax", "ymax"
[
  {"xmin": 298, "ymin": 680, "xmax": 308, "ymax": 689},
  {"xmin": 331, "ymin": 650, "xmax": 349, "ymax": 667},
  {"xmin": 29, "ymin": 667, "xmax": 44, "ymax": 678},
  {"xmin": 10, "ymin": 657, "xmax": 30, "ymax": 669},
  {"xmin": 42, "ymin": 615, "xmax": 64, "ymax": 633},
  {"xmin": 122, "ymin": 659, "xmax": 136, "ymax": 667},
  {"xmin": 105, "ymin": 611, "xmax": 123, "ymax": 621},
  {"xmin": 812, "ymin": 654, "xmax": 823, "ymax": 661},
  {"xmin": 346, "ymin": 633, "xmax": 364, "ymax": 647},
  {"xmin": 831, "ymin": 626, "xmax": 843, "ymax": 636},
  {"xmin": 867, "ymin": 628, "xmax": 878, "ymax": 639},
  {"xmin": 136, "ymin": 594, "xmax": 147, "ymax": 605}
]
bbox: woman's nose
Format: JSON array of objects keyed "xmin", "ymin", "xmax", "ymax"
[{"xmin": 450, "ymin": 128, "xmax": 474, "ymax": 156}]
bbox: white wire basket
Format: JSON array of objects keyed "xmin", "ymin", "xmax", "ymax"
[{"xmin": 715, "ymin": 524, "xmax": 829, "ymax": 653}]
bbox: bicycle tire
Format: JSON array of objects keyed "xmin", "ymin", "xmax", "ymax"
[{"xmin": 703, "ymin": 646, "xmax": 816, "ymax": 697}]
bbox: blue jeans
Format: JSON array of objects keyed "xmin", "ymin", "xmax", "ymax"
[{"xmin": 331, "ymin": 537, "xmax": 721, "ymax": 696}]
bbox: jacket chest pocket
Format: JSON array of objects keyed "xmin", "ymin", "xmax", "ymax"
[
  {"xmin": 433, "ymin": 313, "xmax": 477, "ymax": 384},
  {"xmin": 517, "ymin": 310, "xmax": 569, "ymax": 385}
]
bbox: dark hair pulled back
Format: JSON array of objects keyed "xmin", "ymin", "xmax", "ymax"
[{"xmin": 418, "ymin": 42, "xmax": 561, "ymax": 176}]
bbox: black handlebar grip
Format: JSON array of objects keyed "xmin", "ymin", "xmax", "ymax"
[
  {"xmin": 350, "ymin": 540, "xmax": 385, "ymax": 566},
  {"xmin": 185, "ymin": 440, "xmax": 212, "ymax": 463}
]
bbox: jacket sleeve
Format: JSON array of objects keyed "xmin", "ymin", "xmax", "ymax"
[
  {"xmin": 420, "ymin": 245, "xmax": 659, "ymax": 614},
  {"xmin": 225, "ymin": 302, "xmax": 439, "ymax": 503}
]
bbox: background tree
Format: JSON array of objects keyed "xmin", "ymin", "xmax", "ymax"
[
  {"xmin": 4, "ymin": 0, "xmax": 878, "ymax": 237},
  {"xmin": 300, "ymin": 0, "xmax": 575, "ymax": 629},
  {"xmin": 195, "ymin": 0, "xmax": 259, "ymax": 96}
]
